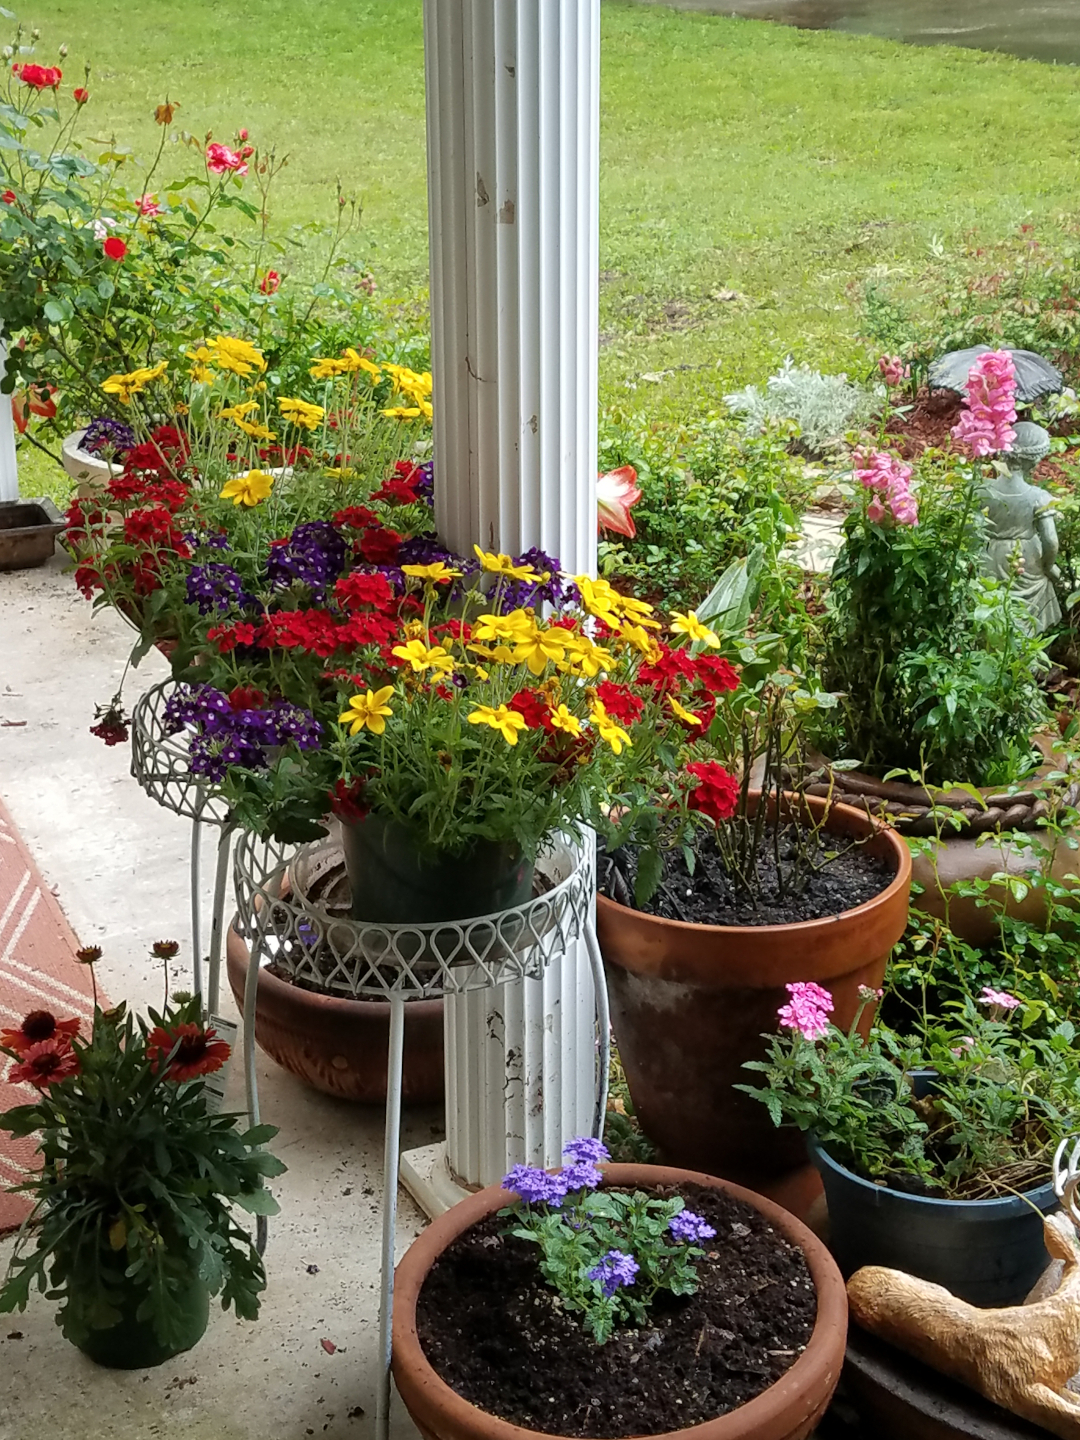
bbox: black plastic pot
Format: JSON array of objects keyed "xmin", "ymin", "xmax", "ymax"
[
  {"xmin": 808, "ymin": 1136, "xmax": 1058, "ymax": 1307},
  {"xmin": 340, "ymin": 813, "xmax": 534, "ymax": 923}
]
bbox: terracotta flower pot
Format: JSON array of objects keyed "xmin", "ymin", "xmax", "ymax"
[
  {"xmin": 226, "ymin": 923, "xmax": 444, "ymax": 1104},
  {"xmin": 596, "ymin": 798, "xmax": 912, "ymax": 1192},
  {"xmin": 392, "ymin": 1163, "xmax": 848, "ymax": 1440}
]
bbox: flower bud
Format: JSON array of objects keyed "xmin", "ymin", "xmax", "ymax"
[{"xmin": 58, "ymin": 43, "xmax": 68, "ymax": 57}]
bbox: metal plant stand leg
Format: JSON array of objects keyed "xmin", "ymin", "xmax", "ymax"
[
  {"xmin": 376, "ymin": 994, "xmax": 407, "ymax": 1440},
  {"xmin": 206, "ymin": 825, "xmax": 233, "ymax": 1017},
  {"xmin": 190, "ymin": 816, "xmax": 204, "ymax": 999}
]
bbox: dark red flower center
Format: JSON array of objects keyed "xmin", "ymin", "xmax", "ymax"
[
  {"xmin": 172, "ymin": 1033, "xmax": 210, "ymax": 1067},
  {"xmin": 30, "ymin": 1050, "xmax": 65, "ymax": 1077},
  {"xmin": 21, "ymin": 1010, "xmax": 58, "ymax": 1043}
]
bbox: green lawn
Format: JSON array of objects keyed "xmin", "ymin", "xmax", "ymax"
[{"xmin": 17, "ymin": 0, "xmax": 1080, "ymax": 424}]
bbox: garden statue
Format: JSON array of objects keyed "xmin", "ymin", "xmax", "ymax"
[{"xmin": 981, "ymin": 420, "xmax": 1062, "ymax": 632}]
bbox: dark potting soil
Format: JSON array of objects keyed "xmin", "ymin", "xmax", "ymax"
[
  {"xmin": 415, "ymin": 1184, "xmax": 817, "ymax": 1438},
  {"xmin": 599, "ymin": 829, "xmax": 895, "ymax": 927}
]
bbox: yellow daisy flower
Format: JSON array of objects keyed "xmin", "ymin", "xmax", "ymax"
[
  {"xmin": 209, "ymin": 335, "xmax": 267, "ymax": 377},
  {"xmin": 401, "ymin": 561, "xmax": 461, "ymax": 585},
  {"xmin": 473, "ymin": 546, "xmax": 540, "ymax": 581},
  {"xmin": 279, "ymin": 396, "xmax": 326, "ymax": 431},
  {"xmin": 391, "ymin": 639, "xmax": 454, "ymax": 675},
  {"xmin": 668, "ymin": 696, "xmax": 703, "ymax": 727},
  {"xmin": 220, "ymin": 470, "xmax": 274, "ymax": 507},
  {"xmin": 338, "ymin": 686, "xmax": 395, "ymax": 736},
  {"xmin": 589, "ymin": 701, "xmax": 632, "ymax": 754},
  {"xmin": 547, "ymin": 704, "xmax": 582, "ymax": 738},
  {"xmin": 100, "ymin": 359, "xmax": 168, "ymax": 405},
  {"xmin": 468, "ymin": 704, "xmax": 527, "ymax": 746},
  {"xmin": 511, "ymin": 625, "xmax": 567, "ymax": 676},
  {"xmin": 670, "ymin": 611, "xmax": 721, "ymax": 649}
]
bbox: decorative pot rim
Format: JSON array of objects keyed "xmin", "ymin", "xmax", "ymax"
[
  {"xmin": 597, "ymin": 795, "xmax": 912, "ymax": 940},
  {"xmin": 391, "ymin": 1161, "xmax": 848, "ymax": 1440},
  {"xmin": 807, "ymin": 1134, "xmax": 1056, "ymax": 1214}
]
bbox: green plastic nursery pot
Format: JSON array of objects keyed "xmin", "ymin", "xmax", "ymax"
[
  {"xmin": 74, "ymin": 1269, "xmax": 210, "ymax": 1369},
  {"xmin": 392, "ymin": 1164, "xmax": 849, "ymax": 1440},
  {"xmin": 340, "ymin": 813, "xmax": 535, "ymax": 923}
]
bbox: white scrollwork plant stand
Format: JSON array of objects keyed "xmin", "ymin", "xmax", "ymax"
[
  {"xmin": 232, "ymin": 830, "xmax": 596, "ymax": 1440},
  {"xmin": 130, "ymin": 679, "xmax": 233, "ymax": 1014}
]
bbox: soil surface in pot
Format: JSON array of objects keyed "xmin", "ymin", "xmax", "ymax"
[
  {"xmin": 600, "ymin": 829, "xmax": 895, "ymax": 926},
  {"xmin": 415, "ymin": 1184, "xmax": 816, "ymax": 1437}
]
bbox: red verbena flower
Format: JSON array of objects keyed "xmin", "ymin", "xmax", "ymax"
[
  {"xmin": 228, "ymin": 686, "xmax": 266, "ymax": 711},
  {"xmin": 371, "ymin": 477, "xmax": 420, "ymax": 506},
  {"xmin": 685, "ymin": 761, "xmax": 740, "ymax": 823},
  {"xmin": 329, "ymin": 777, "xmax": 368, "ymax": 825},
  {"xmin": 10, "ymin": 1038, "xmax": 80, "ymax": 1088},
  {"xmin": 694, "ymin": 655, "xmax": 740, "ymax": 693},
  {"xmin": 1, "ymin": 1011, "xmax": 80, "ymax": 1055},
  {"xmin": 638, "ymin": 645, "xmax": 698, "ymax": 693},
  {"xmin": 333, "ymin": 506, "xmax": 378, "ymax": 531},
  {"xmin": 509, "ymin": 689, "xmax": 552, "ymax": 730},
  {"xmin": 147, "ymin": 1022, "xmax": 231, "ymax": 1081},
  {"xmin": 334, "ymin": 571, "xmax": 396, "ymax": 612},
  {"xmin": 206, "ymin": 621, "xmax": 258, "ymax": 654},
  {"xmin": 593, "ymin": 681, "xmax": 644, "ymax": 725},
  {"xmin": 359, "ymin": 527, "xmax": 402, "ymax": 565},
  {"xmin": 90, "ymin": 698, "xmax": 130, "ymax": 747}
]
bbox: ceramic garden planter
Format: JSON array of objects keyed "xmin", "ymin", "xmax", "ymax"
[
  {"xmin": 596, "ymin": 797, "xmax": 912, "ymax": 1193},
  {"xmin": 392, "ymin": 1163, "xmax": 849, "ymax": 1440},
  {"xmin": 0, "ymin": 498, "xmax": 65, "ymax": 571}
]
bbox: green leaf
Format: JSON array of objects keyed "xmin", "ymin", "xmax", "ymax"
[
  {"xmin": 42, "ymin": 297, "xmax": 72, "ymax": 325},
  {"xmin": 633, "ymin": 846, "xmax": 664, "ymax": 908}
]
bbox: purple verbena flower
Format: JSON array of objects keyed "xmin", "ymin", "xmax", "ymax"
[
  {"xmin": 587, "ymin": 1250, "xmax": 639, "ymax": 1298},
  {"xmin": 182, "ymin": 529, "xmax": 231, "ymax": 552},
  {"xmin": 502, "ymin": 1164, "xmax": 564, "ymax": 1207},
  {"xmin": 82, "ymin": 417, "xmax": 136, "ymax": 456},
  {"xmin": 267, "ymin": 521, "xmax": 348, "ymax": 599},
  {"xmin": 185, "ymin": 562, "xmax": 253, "ymax": 615},
  {"xmin": 415, "ymin": 460, "xmax": 434, "ymax": 504},
  {"xmin": 164, "ymin": 685, "xmax": 320, "ymax": 779},
  {"xmin": 668, "ymin": 1210, "xmax": 717, "ymax": 1244},
  {"xmin": 562, "ymin": 1136, "xmax": 610, "ymax": 1166},
  {"xmin": 498, "ymin": 548, "xmax": 577, "ymax": 612},
  {"xmin": 560, "ymin": 1161, "xmax": 603, "ymax": 1194}
]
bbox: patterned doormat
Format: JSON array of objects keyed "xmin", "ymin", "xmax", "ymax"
[{"xmin": 0, "ymin": 797, "xmax": 99, "ymax": 1234}]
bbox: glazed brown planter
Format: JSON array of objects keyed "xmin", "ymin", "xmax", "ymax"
[
  {"xmin": 392, "ymin": 1163, "xmax": 848, "ymax": 1440},
  {"xmin": 596, "ymin": 797, "xmax": 912, "ymax": 1191},
  {"xmin": 226, "ymin": 923, "xmax": 444, "ymax": 1104}
]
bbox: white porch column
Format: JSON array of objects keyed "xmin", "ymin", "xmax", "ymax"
[
  {"xmin": 416, "ymin": 0, "xmax": 601, "ymax": 1193},
  {"xmin": 0, "ymin": 341, "xmax": 19, "ymax": 502}
]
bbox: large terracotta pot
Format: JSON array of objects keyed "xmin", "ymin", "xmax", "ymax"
[
  {"xmin": 596, "ymin": 798, "xmax": 911, "ymax": 1191},
  {"xmin": 392, "ymin": 1163, "xmax": 848, "ymax": 1440},
  {"xmin": 226, "ymin": 923, "xmax": 444, "ymax": 1104}
]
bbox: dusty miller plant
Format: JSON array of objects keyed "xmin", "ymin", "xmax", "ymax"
[{"xmin": 725, "ymin": 357, "xmax": 880, "ymax": 455}]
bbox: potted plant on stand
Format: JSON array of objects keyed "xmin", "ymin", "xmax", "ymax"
[
  {"xmin": 392, "ymin": 1136, "xmax": 848, "ymax": 1440},
  {"xmin": 738, "ymin": 982, "xmax": 1068, "ymax": 1306},
  {"xmin": 0, "ymin": 945, "xmax": 284, "ymax": 1368},
  {"xmin": 596, "ymin": 647, "xmax": 912, "ymax": 1202}
]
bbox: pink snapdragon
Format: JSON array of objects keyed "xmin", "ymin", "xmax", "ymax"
[
  {"xmin": 877, "ymin": 355, "xmax": 909, "ymax": 387},
  {"xmin": 951, "ymin": 350, "xmax": 1017, "ymax": 456},
  {"xmin": 206, "ymin": 142, "xmax": 249, "ymax": 177},
  {"xmin": 980, "ymin": 986, "xmax": 1021, "ymax": 1011},
  {"xmin": 854, "ymin": 447, "xmax": 918, "ymax": 527},
  {"xmin": 777, "ymin": 981, "xmax": 834, "ymax": 1042}
]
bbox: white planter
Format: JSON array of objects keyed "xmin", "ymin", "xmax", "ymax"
[{"xmin": 61, "ymin": 429, "xmax": 124, "ymax": 488}]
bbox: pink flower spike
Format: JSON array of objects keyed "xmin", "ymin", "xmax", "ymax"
[
  {"xmin": 877, "ymin": 355, "xmax": 909, "ymax": 387},
  {"xmin": 596, "ymin": 465, "xmax": 642, "ymax": 539},
  {"xmin": 980, "ymin": 986, "xmax": 1021, "ymax": 1011},
  {"xmin": 951, "ymin": 351, "xmax": 1017, "ymax": 457},
  {"xmin": 777, "ymin": 981, "xmax": 834, "ymax": 1042}
]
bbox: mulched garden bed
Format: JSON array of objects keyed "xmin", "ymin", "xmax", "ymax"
[
  {"xmin": 883, "ymin": 386, "xmax": 963, "ymax": 459},
  {"xmin": 599, "ymin": 828, "xmax": 895, "ymax": 927},
  {"xmin": 416, "ymin": 1183, "xmax": 817, "ymax": 1438}
]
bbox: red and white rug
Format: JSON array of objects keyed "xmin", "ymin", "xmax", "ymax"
[{"xmin": 0, "ymin": 797, "xmax": 99, "ymax": 1234}]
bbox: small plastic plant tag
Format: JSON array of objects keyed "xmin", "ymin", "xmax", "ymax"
[{"xmin": 202, "ymin": 1014, "xmax": 239, "ymax": 1115}]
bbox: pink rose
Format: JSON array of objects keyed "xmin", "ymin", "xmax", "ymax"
[{"xmin": 206, "ymin": 142, "xmax": 248, "ymax": 177}]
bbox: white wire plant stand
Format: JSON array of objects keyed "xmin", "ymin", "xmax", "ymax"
[
  {"xmin": 130, "ymin": 679, "xmax": 234, "ymax": 1015},
  {"xmin": 231, "ymin": 828, "xmax": 597, "ymax": 1440}
]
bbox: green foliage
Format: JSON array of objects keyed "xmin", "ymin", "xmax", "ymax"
[
  {"xmin": 823, "ymin": 457, "xmax": 1049, "ymax": 783},
  {"xmin": 0, "ymin": 993, "xmax": 284, "ymax": 1349},
  {"xmin": 739, "ymin": 992, "xmax": 1078, "ymax": 1198},
  {"xmin": 505, "ymin": 1184, "xmax": 708, "ymax": 1346}
]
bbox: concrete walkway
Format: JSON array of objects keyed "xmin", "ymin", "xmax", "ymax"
[{"xmin": 0, "ymin": 555, "xmax": 433, "ymax": 1440}]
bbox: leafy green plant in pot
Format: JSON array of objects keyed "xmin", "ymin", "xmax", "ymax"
[
  {"xmin": 595, "ymin": 622, "xmax": 912, "ymax": 1197},
  {"xmin": 738, "ymin": 982, "xmax": 1071, "ymax": 1306},
  {"xmin": 0, "ymin": 943, "xmax": 284, "ymax": 1367}
]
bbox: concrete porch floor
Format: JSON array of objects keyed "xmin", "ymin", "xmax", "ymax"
[{"xmin": 0, "ymin": 553, "xmax": 433, "ymax": 1440}]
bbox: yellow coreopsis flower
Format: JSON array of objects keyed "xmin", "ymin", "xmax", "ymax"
[
  {"xmin": 382, "ymin": 405, "xmax": 422, "ymax": 421},
  {"xmin": 100, "ymin": 359, "xmax": 168, "ymax": 405},
  {"xmin": 234, "ymin": 419, "xmax": 277, "ymax": 440},
  {"xmin": 617, "ymin": 622, "xmax": 658, "ymax": 656},
  {"xmin": 310, "ymin": 356, "xmax": 350, "ymax": 380},
  {"xmin": 220, "ymin": 469, "xmax": 274, "ymax": 507},
  {"xmin": 279, "ymin": 396, "xmax": 326, "ymax": 431},
  {"xmin": 547, "ymin": 704, "xmax": 582, "ymax": 739},
  {"xmin": 467, "ymin": 642, "xmax": 516, "ymax": 665},
  {"xmin": 617, "ymin": 593, "xmax": 657, "ymax": 623},
  {"xmin": 559, "ymin": 633, "xmax": 614, "ymax": 679},
  {"xmin": 668, "ymin": 696, "xmax": 703, "ymax": 727},
  {"xmin": 589, "ymin": 701, "xmax": 632, "ymax": 755},
  {"xmin": 473, "ymin": 546, "xmax": 540, "ymax": 581},
  {"xmin": 401, "ymin": 561, "xmax": 461, "ymax": 585},
  {"xmin": 468, "ymin": 704, "xmax": 527, "ymax": 746},
  {"xmin": 391, "ymin": 639, "xmax": 454, "ymax": 675},
  {"xmin": 187, "ymin": 346, "xmax": 216, "ymax": 383},
  {"xmin": 209, "ymin": 335, "xmax": 267, "ymax": 377},
  {"xmin": 574, "ymin": 575, "xmax": 623, "ymax": 625},
  {"xmin": 324, "ymin": 467, "xmax": 358, "ymax": 480},
  {"xmin": 218, "ymin": 400, "xmax": 260, "ymax": 421},
  {"xmin": 473, "ymin": 611, "xmax": 534, "ymax": 644},
  {"xmin": 338, "ymin": 686, "xmax": 395, "ymax": 736},
  {"xmin": 670, "ymin": 611, "xmax": 721, "ymax": 649},
  {"xmin": 512, "ymin": 625, "xmax": 567, "ymax": 677},
  {"xmin": 342, "ymin": 347, "xmax": 381, "ymax": 378}
]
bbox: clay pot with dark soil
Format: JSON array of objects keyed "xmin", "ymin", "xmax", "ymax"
[
  {"xmin": 226, "ymin": 923, "xmax": 443, "ymax": 1104},
  {"xmin": 392, "ymin": 1163, "xmax": 848, "ymax": 1440},
  {"xmin": 596, "ymin": 797, "xmax": 911, "ymax": 1194}
]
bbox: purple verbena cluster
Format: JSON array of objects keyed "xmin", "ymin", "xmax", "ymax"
[
  {"xmin": 414, "ymin": 460, "xmax": 435, "ymax": 504},
  {"xmin": 163, "ymin": 684, "xmax": 321, "ymax": 782},
  {"xmin": 498, "ymin": 548, "xmax": 579, "ymax": 613},
  {"xmin": 185, "ymin": 562, "xmax": 255, "ymax": 615},
  {"xmin": 182, "ymin": 530, "xmax": 231, "ymax": 552},
  {"xmin": 668, "ymin": 1210, "xmax": 717, "ymax": 1244},
  {"xmin": 586, "ymin": 1250, "xmax": 639, "ymax": 1298},
  {"xmin": 82, "ymin": 417, "xmax": 136, "ymax": 456},
  {"xmin": 267, "ymin": 521, "xmax": 348, "ymax": 598},
  {"xmin": 500, "ymin": 1135, "xmax": 610, "ymax": 1208}
]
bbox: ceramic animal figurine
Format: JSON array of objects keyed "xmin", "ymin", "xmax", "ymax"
[{"xmin": 848, "ymin": 1210, "xmax": 1080, "ymax": 1439}]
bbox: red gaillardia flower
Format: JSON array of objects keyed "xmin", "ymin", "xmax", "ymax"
[
  {"xmin": 147, "ymin": 1022, "xmax": 231, "ymax": 1082},
  {"xmin": 259, "ymin": 270, "xmax": 280, "ymax": 295},
  {"xmin": 103, "ymin": 236, "xmax": 127, "ymax": 262},
  {"xmin": 10, "ymin": 1038, "xmax": 80, "ymax": 1088},
  {"xmin": 1, "ymin": 1010, "xmax": 80, "ymax": 1055}
]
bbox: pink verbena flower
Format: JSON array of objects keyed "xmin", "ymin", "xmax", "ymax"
[
  {"xmin": 980, "ymin": 986, "xmax": 1021, "ymax": 1011},
  {"xmin": 857, "ymin": 985, "xmax": 884, "ymax": 1002},
  {"xmin": 877, "ymin": 355, "xmax": 909, "ymax": 387},
  {"xmin": 777, "ymin": 981, "xmax": 834, "ymax": 1041},
  {"xmin": 853, "ymin": 447, "xmax": 918, "ymax": 527},
  {"xmin": 951, "ymin": 350, "xmax": 1017, "ymax": 457}
]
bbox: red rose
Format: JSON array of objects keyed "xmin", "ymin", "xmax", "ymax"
[
  {"xmin": 13, "ymin": 63, "xmax": 62, "ymax": 90},
  {"xmin": 1, "ymin": 189, "xmax": 15, "ymax": 205},
  {"xmin": 73, "ymin": 86, "xmax": 89, "ymax": 104},
  {"xmin": 259, "ymin": 269, "xmax": 280, "ymax": 295},
  {"xmin": 103, "ymin": 236, "xmax": 127, "ymax": 261}
]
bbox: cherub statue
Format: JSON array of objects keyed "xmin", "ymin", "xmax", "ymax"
[{"xmin": 981, "ymin": 420, "xmax": 1062, "ymax": 632}]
